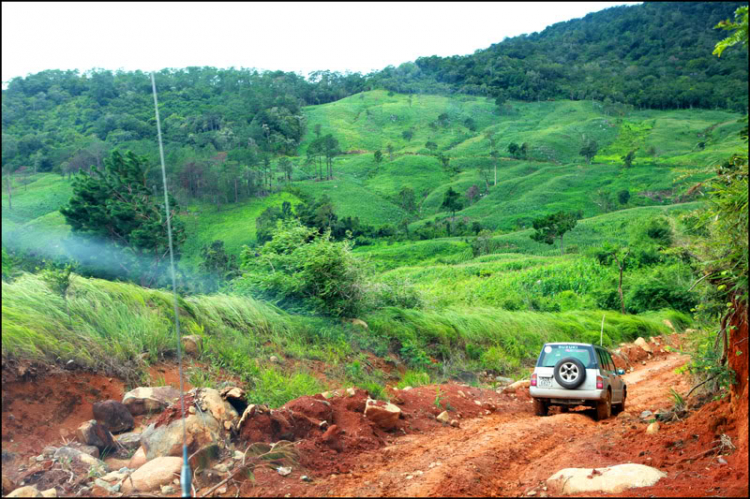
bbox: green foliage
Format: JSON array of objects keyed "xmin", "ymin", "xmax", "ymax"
[
  {"xmin": 59, "ymin": 150, "xmax": 185, "ymax": 286},
  {"xmin": 42, "ymin": 262, "xmax": 76, "ymax": 300},
  {"xmin": 713, "ymin": 5, "xmax": 749, "ymax": 57},
  {"xmin": 238, "ymin": 219, "xmax": 365, "ymax": 317},
  {"xmin": 579, "ymin": 139, "xmax": 599, "ymax": 164},
  {"xmin": 530, "ymin": 211, "xmax": 580, "ymax": 254},
  {"xmin": 618, "ymin": 190, "xmax": 631, "ymax": 205},
  {"xmin": 396, "ymin": 370, "xmax": 431, "ymax": 389},
  {"xmin": 246, "ymin": 368, "xmax": 325, "ymax": 408}
]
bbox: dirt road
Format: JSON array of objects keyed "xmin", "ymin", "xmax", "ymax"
[{"xmin": 315, "ymin": 354, "xmax": 691, "ymax": 497}]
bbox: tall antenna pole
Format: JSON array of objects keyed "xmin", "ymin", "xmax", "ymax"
[{"xmin": 151, "ymin": 72, "xmax": 191, "ymax": 498}]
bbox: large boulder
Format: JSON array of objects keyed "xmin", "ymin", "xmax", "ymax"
[
  {"xmin": 121, "ymin": 456, "xmax": 182, "ymax": 494},
  {"xmin": 76, "ymin": 420, "xmax": 115, "ymax": 453},
  {"xmin": 547, "ymin": 463, "xmax": 667, "ymax": 494},
  {"xmin": 141, "ymin": 413, "xmax": 221, "ymax": 460},
  {"xmin": 93, "ymin": 400, "xmax": 134, "ymax": 433},
  {"xmin": 364, "ymin": 398, "xmax": 401, "ymax": 430},
  {"xmin": 128, "ymin": 447, "xmax": 148, "ymax": 469},
  {"xmin": 116, "ymin": 432, "xmax": 142, "ymax": 451},
  {"xmin": 122, "ymin": 387, "xmax": 180, "ymax": 416},
  {"xmin": 633, "ymin": 337, "xmax": 653, "ymax": 354},
  {"xmin": 195, "ymin": 388, "xmax": 239, "ymax": 426},
  {"xmin": 504, "ymin": 379, "xmax": 530, "ymax": 393},
  {"xmin": 6, "ymin": 486, "xmax": 42, "ymax": 498},
  {"xmin": 53, "ymin": 446, "xmax": 106, "ymax": 469},
  {"xmin": 181, "ymin": 335, "xmax": 202, "ymax": 356}
]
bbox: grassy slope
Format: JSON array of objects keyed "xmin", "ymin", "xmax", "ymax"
[{"xmin": 2, "ymin": 91, "xmax": 742, "ymax": 260}]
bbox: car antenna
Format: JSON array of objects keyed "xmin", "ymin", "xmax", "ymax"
[{"xmin": 151, "ymin": 72, "xmax": 192, "ymax": 498}]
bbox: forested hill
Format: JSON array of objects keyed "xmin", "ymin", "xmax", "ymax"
[
  {"xmin": 1, "ymin": 1, "xmax": 747, "ymax": 173},
  {"xmin": 377, "ymin": 2, "xmax": 749, "ymax": 111}
]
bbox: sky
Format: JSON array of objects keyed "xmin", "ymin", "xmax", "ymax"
[{"xmin": 2, "ymin": 2, "xmax": 641, "ymax": 83}]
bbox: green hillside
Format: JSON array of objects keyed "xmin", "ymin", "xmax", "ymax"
[{"xmin": 3, "ymin": 91, "xmax": 743, "ymax": 267}]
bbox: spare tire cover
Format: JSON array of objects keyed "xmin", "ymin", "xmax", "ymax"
[{"xmin": 553, "ymin": 357, "xmax": 587, "ymax": 389}]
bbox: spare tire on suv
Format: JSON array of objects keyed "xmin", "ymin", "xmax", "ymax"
[{"xmin": 553, "ymin": 357, "xmax": 586, "ymax": 389}]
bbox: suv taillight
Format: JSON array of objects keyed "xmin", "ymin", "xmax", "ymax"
[
  {"xmin": 531, "ymin": 373, "xmax": 537, "ymax": 387},
  {"xmin": 596, "ymin": 375, "xmax": 603, "ymax": 389}
]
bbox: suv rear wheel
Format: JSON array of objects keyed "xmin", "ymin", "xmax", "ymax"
[
  {"xmin": 553, "ymin": 357, "xmax": 587, "ymax": 389},
  {"xmin": 533, "ymin": 398, "xmax": 549, "ymax": 416},
  {"xmin": 595, "ymin": 389, "xmax": 612, "ymax": 421}
]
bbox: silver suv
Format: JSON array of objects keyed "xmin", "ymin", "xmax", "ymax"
[{"xmin": 529, "ymin": 342, "xmax": 627, "ymax": 421}]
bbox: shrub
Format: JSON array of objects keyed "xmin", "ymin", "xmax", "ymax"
[{"xmin": 237, "ymin": 220, "xmax": 366, "ymax": 317}]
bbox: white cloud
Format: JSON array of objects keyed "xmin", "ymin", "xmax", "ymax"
[{"xmin": 2, "ymin": 2, "xmax": 640, "ymax": 82}]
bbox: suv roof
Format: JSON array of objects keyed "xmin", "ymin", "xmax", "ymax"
[{"xmin": 544, "ymin": 342, "xmax": 596, "ymax": 347}]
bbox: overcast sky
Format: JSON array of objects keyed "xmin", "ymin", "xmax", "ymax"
[{"xmin": 2, "ymin": 2, "xmax": 640, "ymax": 83}]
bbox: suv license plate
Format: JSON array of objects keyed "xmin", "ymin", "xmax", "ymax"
[{"xmin": 539, "ymin": 377, "xmax": 552, "ymax": 388}]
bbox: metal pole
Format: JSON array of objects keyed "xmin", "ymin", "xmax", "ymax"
[{"xmin": 151, "ymin": 73, "xmax": 191, "ymax": 498}]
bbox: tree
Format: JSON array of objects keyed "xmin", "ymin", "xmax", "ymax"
[
  {"xmin": 386, "ymin": 143, "xmax": 394, "ymax": 161},
  {"xmin": 592, "ymin": 189, "xmax": 615, "ymax": 213},
  {"xmin": 199, "ymin": 240, "xmax": 239, "ymax": 292},
  {"xmin": 466, "ymin": 184, "xmax": 479, "ymax": 205},
  {"xmin": 425, "ymin": 141, "xmax": 438, "ymax": 152},
  {"xmin": 42, "ymin": 262, "xmax": 77, "ymax": 326},
  {"xmin": 595, "ymin": 243, "xmax": 631, "ymax": 315},
  {"xmin": 618, "ymin": 189, "xmax": 631, "ymax": 205},
  {"xmin": 508, "ymin": 142, "xmax": 520, "ymax": 158},
  {"xmin": 59, "ymin": 150, "xmax": 186, "ymax": 286},
  {"xmin": 397, "ymin": 187, "xmax": 417, "ymax": 213},
  {"xmin": 278, "ymin": 157, "xmax": 293, "ymax": 183},
  {"xmin": 313, "ymin": 123, "xmax": 322, "ymax": 138},
  {"xmin": 713, "ymin": 5, "xmax": 748, "ymax": 57},
  {"xmin": 530, "ymin": 211, "xmax": 580, "ymax": 255},
  {"xmin": 622, "ymin": 149, "xmax": 637, "ymax": 168},
  {"xmin": 374, "ymin": 150, "xmax": 383, "ymax": 170},
  {"xmin": 402, "ymin": 130, "xmax": 414, "ymax": 142},
  {"xmin": 520, "ymin": 142, "xmax": 530, "ymax": 159},
  {"xmin": 580, "ymin": 139, "xmax": 598, "ymax": 164},
  {"xmin": 485, "ymin": 131, "xmax": 499, "ymax": 186},
  {"xmin": 440, "ymin": 187, "xmax": 463, "ymax": 234},
  {"xmin": 321, "ymin": 134, "xmax": 340, "ymax": 180}
]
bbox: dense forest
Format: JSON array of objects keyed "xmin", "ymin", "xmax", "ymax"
[{"xmin": 2, "ymin": 1, "xmax": 746, "ymax": 179}]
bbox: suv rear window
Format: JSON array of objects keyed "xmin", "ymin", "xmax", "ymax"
[{"xmin": 537, "ymin": 344, "xmax": 597, "ymax": 368}]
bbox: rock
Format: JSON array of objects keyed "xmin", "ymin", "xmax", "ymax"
[
  {"xmin": 121, "ymin": 456, "xmax": 182, "ymax": 494},
  {"xmin": 220, "ymin": 386, "xmax": 246, "ymax": 400},
  {"xmin": 181, "ymin": 335, "xmax": 202, "ymax": 356},
  {"xmin": 347, "ymin": 318, "xmax": 369, "ymax": 330},
  {"xmin": 161, "ymin": 485, "xmax": 175, "ymax": 494},
  {"xmin": 76, "ymin": 420, "xmax": 115, "ymax": 452},
  {"xmin": 128, "ymin": 447, "xmax": 148, "ymax": 469},
  {"xmin": 196, "ymin": 388, "xmax": 239, "ymax": 426},
  {"xmin": 93, "ymin": 400, "xmax": 134, "ymax": 433},
  {"xmin": 3, "ymin": 475, "xmax": 16, "ymax": 495},
  {"xmin": 346, "ymin": 387, "xmax": 357, "ymax": 397},
  {"xmin": 436, "ymin": 411, "xmax": 450, "ymax": 424},
  {"xmin": 547, "ymin": 463, "xmax": 667, "ymax": 494},
  {"xmin": 6, "ymin": 486, "xmax": 42, "ymax": 497},
  {"xmin": 321, "ymin": 424, "xmax": 343, "ymax": 452},
  {"xmin": 639, "ymin": 410, "xmax": 652, "ymax": 419},
  {"xmin": 141, "ymin": 412, "xmax": 221, "ymax": 460},
  {"xmin": 213, "ymin": 462, "xmax": 231, "ymax": 473},
  {"xmin": 41, "ymin": 446, "xmax": 58, "ymax": 457},
  {"xmin": 277, "ymin": 467, "xmax": 292, "ymax": 477},
  {"xmin": 616, "ymin": 412, "xmax": 631, "ymax": 420},
  {"xmin": 718, "ymin": 457, "xmax": 728, "ymax": 465},
  {"xmin": 642, "ymin": 361, "xmax": 647, "ymax": 365},
  {"xmin": 94, "ymin": 479, "xmax": 112, "ymax": 491},
  {"xmin": 364, "ymin": 398, "xmax": 401, "ymax": 430},
  {"xmin": 53, "ymin": 446, "xmax": 105, "ymax": 468},
  {"xmin": 270, "ymin": 355, "xmax": 280, "ymax": 364},
  {"xmin": 495, "ymin": 376, "xmax": 513, "ymax": 384},
  {"xmin": 40, "ymin": 489, "xmax": 56, "ymax": 498},
  {"xmin": 527, "ymin": 490, "xmax": 537, "ymax": 496},
  {"xmin": 450, "ymin": 420, "xmax": 460, "ymax": 428},
  {"xmin": 100, "ymin": 470, "xmax": 128, "ymax": 483},
  {"xmin": 116, "ymin": 432, "xmax": 142, "ymax": 451},
  {"xmin": 646, "ymin": 422, "xmax": 660, "ymax": 435},
  {"xmin": 634, "ymin": 337, "xmax": 653, "ymax": 354},
  {"xmin": 301, "ymin": 475, "xmax": 312, "ymax": 482},
  {"xmin": 505, "ymin": 380, "xmax": 530, "ymax": 393},
  {"xmin": 122, "ymin": 387, "xmax": 181, "ymax": 416},
  {"xmin": 401, "ymin": 386, "xmax": 413, "ymax": 391},
  {"xmin": 189, "ymin": 443, "xmax": 222, "ymax": 471}
]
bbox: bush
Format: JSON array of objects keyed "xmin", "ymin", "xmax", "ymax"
[
  {"xmin": 237, "ymin": 220, "xmax": 366, "ymax": 317},
  {"xmin": 625, "ymin": 281, "xmax": 697, "ymax": 313},
  {"xmin": 397, "ymin": 370, "xmax": 431, "ymax": 389}
]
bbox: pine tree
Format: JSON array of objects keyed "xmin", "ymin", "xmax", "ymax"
[{"xmin": 60, "ymin": 150, "xmax": 185, "ymax": 286}]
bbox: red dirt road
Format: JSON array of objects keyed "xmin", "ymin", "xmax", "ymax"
[{"xmin": 254, "ymin": 352, "xmax": 747, "ymax": 497}]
